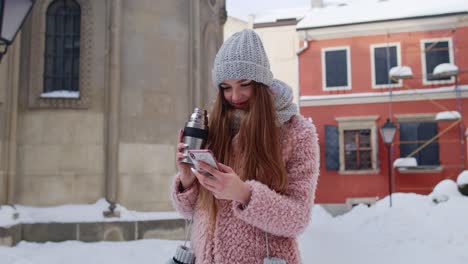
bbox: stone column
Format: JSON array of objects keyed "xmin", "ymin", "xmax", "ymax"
[{"xmin": 2, "ymin": 34, "xmax": 21, "ymax": 204}]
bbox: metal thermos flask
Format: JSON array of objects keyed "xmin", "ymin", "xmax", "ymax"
[{"xmin": 181, "ymin": 107, "xmax": 209, "ymax": 164}]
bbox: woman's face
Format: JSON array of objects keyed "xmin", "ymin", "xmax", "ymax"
[{"xmin": 219, "ymin": 79, "xmax": 254, "ymax": 110}]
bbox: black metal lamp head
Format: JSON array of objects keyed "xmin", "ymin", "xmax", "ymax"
[
  {"xmin": 380, "ymin": 118, "xmax": 396, "ymax": 145},
  {"xmin": 0, "ymin": 0, "xmax": 36, "ymax": 61}
]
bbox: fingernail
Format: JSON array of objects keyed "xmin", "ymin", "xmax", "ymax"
[
  {"xmin": 190, "ymin": 168, "xmax": 196, "ymax": 174},
  {"xmin": 184, "ymin": 144, "xmax": 189, "ymax": 147}
]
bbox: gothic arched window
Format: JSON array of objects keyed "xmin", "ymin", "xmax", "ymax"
[{"xmin": 43, "ymin": 0, "xmax": 81, "ymax": 94}]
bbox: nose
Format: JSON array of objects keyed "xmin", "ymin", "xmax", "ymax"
[{"xmin": 232, "ymin": 88, "xmax": 241, "ymax": 102}]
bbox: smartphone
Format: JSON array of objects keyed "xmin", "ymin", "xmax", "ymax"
[{"xmin": 187, "ymin": 149, "xmax": 220, "ymax": 176}]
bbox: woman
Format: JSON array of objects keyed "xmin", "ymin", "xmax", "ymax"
[{"xmin": 172, "ymin": 29, "xmax": 320, "ymax": 264}]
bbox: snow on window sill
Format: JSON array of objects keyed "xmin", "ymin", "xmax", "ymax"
[
  {"xmin": 339, "ymin": 169, "xmax": 380, "ymax": 175},
  {"xmin": 397, "ymin": 166, "xmax": 443, "ymax": 174},
  {"xmin": 40, "ymin": 90, "xmax": 80, "ymax": 99}
]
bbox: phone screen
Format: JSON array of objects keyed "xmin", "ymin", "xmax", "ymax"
[{"xmin": 188, "ymin": 150, "xmax": 219, "ymax": 177}]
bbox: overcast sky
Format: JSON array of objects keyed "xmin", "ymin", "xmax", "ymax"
[{"xmin": 226, "ymin": 0, "xmax": 311, "ymax": 21}]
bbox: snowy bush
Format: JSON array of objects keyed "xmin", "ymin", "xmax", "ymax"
[
  {"xmin": 430, "ymin": 179, "xmax": 462, "ymax": 204},
  {"xmin": 457, "ymin": 170, "xmax": 468, "ymax": 196}
]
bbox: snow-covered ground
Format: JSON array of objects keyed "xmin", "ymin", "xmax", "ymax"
[{"xmin": 1, "ymin": 191, "xmax": 467, "ymax": 264}]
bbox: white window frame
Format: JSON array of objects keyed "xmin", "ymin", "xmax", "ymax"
[
  {"xmin": 420, "ymin": 37, "xmax": 455, "ymax": 85},
  {"xmin": 321, "ymin": 46, "xmax": 352, "ymax": 91},
  {"xmin": 370, "ymin": 42, "xmax": 402, "ymax": 89},
  {"xmin": 336, "ymin": 116, "xmax": 379, "ymax": 174}
]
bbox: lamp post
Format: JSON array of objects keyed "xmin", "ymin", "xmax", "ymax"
[
  {"xmin": 380, "ymin": 118, "xmax": 397, "ymax": 207},
  {"xmin": 0, "ymin": 0, "xmax": 36, "ymax": 62}
]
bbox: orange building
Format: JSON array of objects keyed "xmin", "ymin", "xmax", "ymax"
[{"xmin": 297, "ymin": 0, "xmax": 468, "ymax": 210}]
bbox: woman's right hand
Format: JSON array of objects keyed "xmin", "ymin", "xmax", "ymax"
[{"xmin": 177, "ymin": 130, "xmax": 196, "ymax": 189}]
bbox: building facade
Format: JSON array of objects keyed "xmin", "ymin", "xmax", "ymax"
[
  {"xmin": 297, "ymin": 0, "xmax": 468, "ymax": 208},
  {"xmin": 0, "ymin": 0, "xmax": 227, "ymax": 211},
  {"xmin": 224, "ymin": 6, "xmax": 310, "ymax": 106}
]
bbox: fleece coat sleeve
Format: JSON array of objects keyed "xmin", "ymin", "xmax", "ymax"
[
  {"xmin": 170, "ymin": 174, "xmax": 199, "ymax": 219},
  {"xmin": 232, "ymin": 120, "xmax": 320, "ymax": 237}
]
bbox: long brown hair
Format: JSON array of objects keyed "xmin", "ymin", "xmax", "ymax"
[{"xmin": 198, "ymin": 82, "xmax": 288, "ymax": 222}]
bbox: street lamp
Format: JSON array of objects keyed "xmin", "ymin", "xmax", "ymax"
[
  {"xmin": 380, "ymin": 118, "xmax": 397, "ymax": 207},
  {"xmin": 0, "ymin": 0, "xmax": 36, "ymax": 62}
]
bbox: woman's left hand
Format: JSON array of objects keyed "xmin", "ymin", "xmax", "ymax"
[{"xmin": 192, "ymin": 162, "xmax": 251, "ymax": 205}]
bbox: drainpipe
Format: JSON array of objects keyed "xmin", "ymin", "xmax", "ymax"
[
  {"xmin": 296, "ymin": 32, "xmax": 309, "ymax": 111},
  {"xmin": 104, "ymin": 0, "xmax": 122, "ymax": 217}
]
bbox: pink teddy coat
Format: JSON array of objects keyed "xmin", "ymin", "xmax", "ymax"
[{"xmin": 171, "ymin": 115, "xmax": 320, "ymax": 264}]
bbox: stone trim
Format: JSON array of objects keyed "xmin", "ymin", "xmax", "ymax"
[
  {"xmin": 420, "ymin": 37, "xmax": 455, "ymax": 86},
  {"xmin": 0, "ymin": 219, "xmax": 185, "ymax": 247},
  {"xmin": 27, "ymin": 0, "xmax": 93, "ymax": 109},
  {"xmin": 300, "ymin": 85, "xmax": 468, "ymax": 107},
  {"xmin": 337, "ymin": 116, "xmax": 380, "ymax": 173},
  {"xmin": 395, "ymin": 113, "xmax": 436, "ymax": 122}
]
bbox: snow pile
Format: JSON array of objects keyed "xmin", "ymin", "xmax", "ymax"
[
  {"xmin": 1, "ymin": 192, "xmax": 467, "ymax": 263},
  {"xmin": 299, "ymin": 193, "xmax": 468, "ymax": 264},
  {"xmin": 0, "ymin": 206, "xmax": 20, "ymax": 228},
  {"xmin": 456, "ymin": 170, "xmax": 468, "ymax": 185},
  {"xmin": 430, "ymin": 179, "xmax": 463, "ymax": 203},
  {"xmin": 389, "ymin": 65, "xmax": 413, "ymax": 79},
  {"xmin": 457, "ymin": 170, "xmax": 468, "ymax": 196},
  {"xmin": 0, "ymin": 199, "xmax": 182, "ymax": 228},
  {"xmin": 433, "ymin": 63, "xmax": 459, "ymax": 77},
  {"xmin": 435, "ymin": 111, "xmax": 461, "ymax": 121},
  {"xmin": 393, "ymin": 157, "xmax": 417, "ymax": 168}
]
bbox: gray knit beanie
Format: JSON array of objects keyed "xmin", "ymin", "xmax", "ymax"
[{"xmin": 212, "ymin": 29, "xmax": 273, "ymax": 88}]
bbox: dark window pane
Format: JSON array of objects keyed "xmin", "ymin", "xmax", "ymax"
[
  {"xmin": 417, "ymin": 123, "xmax": 440, "ymax": 165},
  {"xmin": 325, "ymin": 49, "xmax": 348, "ymax": 87},
  {"xmin": 344, "ymin": 130, "xmax": 357, "ymax": 150},
  {"xmin": 425, "ymin": 41, "xmax": 451, "ymax": 81},
  {"xmin": 359, "ymin": 130, "xmax": 371, "ymax": 148},
  {"xmin": 374, "ymin": 46, "xmax": 398, "ymax": 85},
  {"xmin": 345, "ymin": 151, "xmax": 357, "ymax": 170},
  {"xmin": 359, "ymin": 150, "xmax": 372, "ymax": 169},
  {"xmin": 43, "ymin": 0, "xmax": 81, "ymax": 94},
  {"xmin": 399, "ymin": 122, "xmax": 439, "ymax": 166}
]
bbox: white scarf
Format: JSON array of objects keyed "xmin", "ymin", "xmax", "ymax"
[{"xmin": 230, "ymin": 79, "xmax": 298, "ymax": 132}]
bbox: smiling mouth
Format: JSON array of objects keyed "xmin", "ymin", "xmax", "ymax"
[{"xmin": 232, "ymin": 101, "xmax": 248, "ymax": 108}]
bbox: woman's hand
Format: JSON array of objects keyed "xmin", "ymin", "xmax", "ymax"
[
  {"xmin": 176, "ymin": 130, "xmax": 196, "ymax": 189},
  {"xmin": 192, "ymin": 162, "xmax": 251, "ymax": 205}
]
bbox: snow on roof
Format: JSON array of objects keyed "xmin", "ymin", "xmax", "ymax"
[
  {"xmin": 393, "ymin": 157, "xmax": 417, "ymax": 168},
  {"xmin": 435, "ymin": 111, "xmax": 461, "ymax": 121},
  {"xmin": 389, "ymin": 66, "xmax": 413, "ymax": 79},
  {"xmin": 253, "ymin": 7, "xmax": 310, "ymax": 24},
  {"xmin": 297, "ymin": 0, "xmax": 468, "ymax": 30},
  {"xmin": 433, "ymin": 63, "xmax": 459, "ymax": 77},
  {"xmin": 458, "ymin": 170, "xmax": 468, "ymax": 186}
]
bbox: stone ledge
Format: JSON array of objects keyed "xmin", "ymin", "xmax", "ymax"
[{"xmin": 0, "ymin": 218, "xmax": 185, "ymax": 247}]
